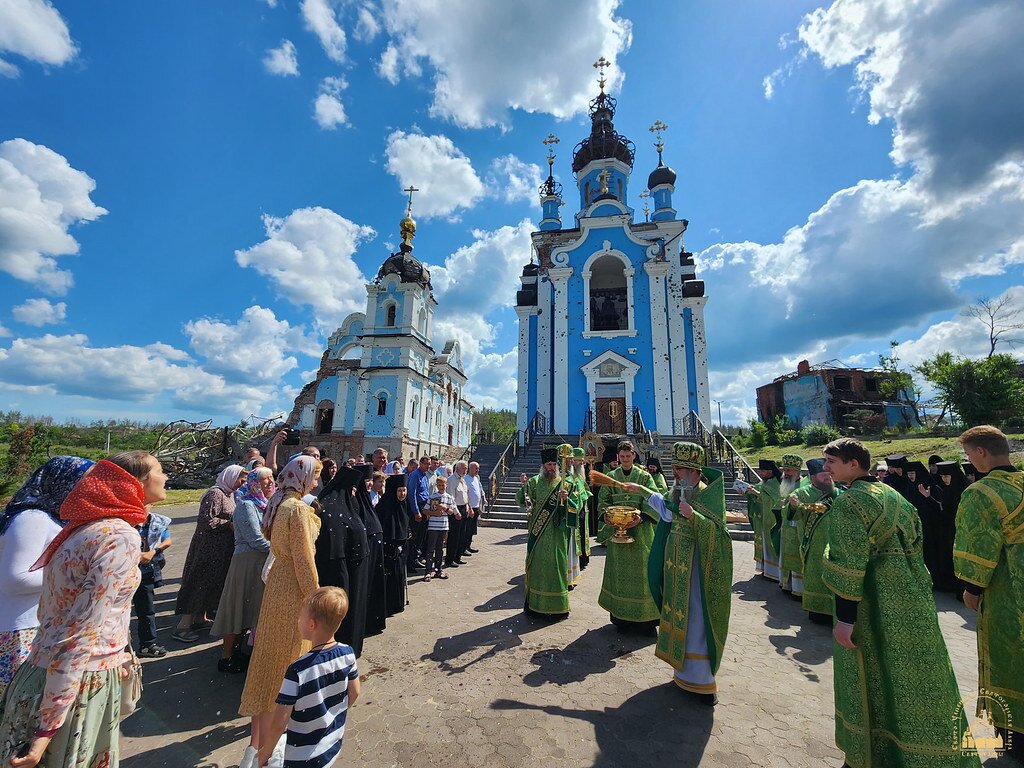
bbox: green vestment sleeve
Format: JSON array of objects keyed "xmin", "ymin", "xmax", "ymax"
[
  {"xmin": 822, "ymin": 491, "xmax": 870, "ymax": 603},
  {"xmin": 953, "ymin": 485, "xmax": 1003, "ymax": 588}
]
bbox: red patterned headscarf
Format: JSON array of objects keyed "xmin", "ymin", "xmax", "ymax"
[{"xmin": 31, "ymin": 459, "xmax": 149, "ymax": 571}]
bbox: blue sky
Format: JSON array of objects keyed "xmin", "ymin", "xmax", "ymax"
[{"xmin": 0, "ymin": 0, "xmax": 1021, "ymax": 426}]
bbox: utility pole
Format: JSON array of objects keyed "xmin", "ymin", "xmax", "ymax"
[{"xmin": 713, "ymin": 400, "xmax": 723, "ymax": 430}]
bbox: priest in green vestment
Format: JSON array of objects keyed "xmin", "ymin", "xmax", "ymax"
[
  {"xmin": 516, "ymin": 447, "xmax": 582, "ymax": 620},
  {"xmin": 628, "ymin": 442, "xmax": 732, "ymax": 707},
  {"xmin": 822, "ymin": 438, "xmax": 979, "ymax": 768},
  {"xmin": 789, "ymin": 458, "xmax": 839, "ymax": 624},
  {"xmin": 743, "ymin": 459, "xmax": 783, "ymax": 581},
  {"xmin": 570, "ymin": 448, "xmax": 593, "ymax": 576},
  {"xmin": 779, "ymin": 453, "xmax": 807, "ymax": 595},
  {"xmin": 954, "ymin": 425, "xmax": 1024, "ymax": 763},
  {"xmin": 597, "ymin": 439, "xmax": 661, "ymax": 631}
]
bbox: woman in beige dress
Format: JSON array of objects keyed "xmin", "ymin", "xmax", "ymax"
[{"xmin": 237, "ymin": 455, "xmax": 322, "ymax": 768}]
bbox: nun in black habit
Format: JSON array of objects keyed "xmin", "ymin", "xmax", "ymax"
[
  {"xmin": 316, "ymin": 466, "xmax": 369, "ymax": 656},
  {"xmin": 375, "ymin": 473, "xmax": 410, "ymax": 616},
  {"xmin": 904, "ymin": 461, "xmax": 951, "ymax": 588},
  {"xmin": 931, "ymin": 461, "xmax": 969, "ymax": 593},
  {"xmin": 352, "ymin": 463, "xmax": 388, "ymax": 637}
]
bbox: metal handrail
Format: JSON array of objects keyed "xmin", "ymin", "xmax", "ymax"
[{"xmin": 485, "ymin": 411, "xmax": 545, "ymax": 512}]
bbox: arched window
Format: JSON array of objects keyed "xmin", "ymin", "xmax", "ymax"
[
  {"xmin": 436, "ymin": 409, "xmax": 441, "ymax": 425},
  {"xmin": 417, "ymin": 307, "xmax": 426, "ymax": 335},
  {"xmin": 584, "ymin": 181, "xmax": 591, "ymax": 205},
  {"xmin": 410, "ymin": 397, "xmax": 418, "ymax": 420},
  {"xmin": 590, "ymin": 253, "xmax": 628, "ymax": 331},
  {"xmin": 425, "ymin": 404, "xmax": 432, "ymax": 424},
  {"xmin": 341, "ymin": 345, "xmax": 363, "ymax": 360},
  {"xmin": 316, "ymin": 400, "xmax": 334, "ymax": 435},
  {"xmin": 385, "ymin": 304, "xmax": 397, "ymax": 327},
  {"xmin": 376, "ymin": 393, "xmax": 388, "ymax": 416}
]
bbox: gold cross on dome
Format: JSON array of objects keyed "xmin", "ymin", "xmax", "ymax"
[
  {"xmin": 639, "ymin": 188, "xmax": 651, "ymax": 222},
  {"xmin": 403, "ymin": 185, "xmax": 419, "ymax": 215},
  {"xmin": 597, "ymin": 169, "xmax": 610, "ymax": 195},
  {"xmin": 542, "ymin": 133, "xmax": 560, "ymax": 168},
  {"xmin": 593, "ymin": 56, "xmax": 611, "ymax": 91},
  {"xmin": 649, "ymin": 120, "xmax": 669, "ymax": 154}
]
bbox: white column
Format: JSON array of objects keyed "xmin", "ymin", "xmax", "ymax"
[
  {"xmin": 548, "ymin": 267, "xmax": 573, "ymax": 434},
  {"xmin": 668, "ymin": 272, "xmax": 690, "ymax": 432},
  {"xmin": 689, "ymin": 297, "xmax": 711, "ymax": 419},
  {"xmin": 515, "ymin": 305, "xmax": 538, "ymax": 438},
  {"xmin": 353, "ymin": 373, "xmax": 370, "ymax": 432},
  {"xmin": 536, "ymin": 277, "xmax": 552, "ymax": 429},
  {"xmin": 645, "ymin": 260, "xmax": 672, "ymax": 433}
]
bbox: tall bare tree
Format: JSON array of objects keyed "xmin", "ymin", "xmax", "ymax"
[{"xmin": 964, "ymin": 295, "xmax": 1024, "ymax": 358}]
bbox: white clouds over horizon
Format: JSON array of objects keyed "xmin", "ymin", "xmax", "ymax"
[
  {"xmin": 0, "ymin": 139, "xmax": 107, "ymax": 295},
  {"xmin": 263, "ymin": 39, "xmax": 299, "ymax": 76},
  {"xmin": 313, "ymin": 76, "xmax": 348, "ymax": 129},
  {"xmin": 0, "ymin": 0, "xmax": 76, "ymax": 78},
  {"xmin": 384, "ymin": 130, "xmax": 484, "ymax": 219},
  {"xmin": 375, "ymin": 0, "xmax": 632, "ymax": 128},
  {"xmin": 12, "ymin": 297, "xmax": 65, "ymax": 326}
]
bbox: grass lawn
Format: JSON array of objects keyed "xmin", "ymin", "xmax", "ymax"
[
  {"xmin": 155, "ymin": 488, "xmax": 207, "ymax": 506},
  {"xmin": 739, "ymin": 434, "xmax": 1024, "ymax": 467}
]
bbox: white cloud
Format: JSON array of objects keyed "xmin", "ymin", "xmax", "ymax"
[
  {"xmin": 376, "ymin": 0, "xmax": 632, "ymax": 128},
  {"xmin": 431, "ymin": 313, "xmax": 517, "ymax": 410},
  {"xmin": 263, "ymin": 0, "xmax": 278, "ymax": 6},
  {"xmin": 430, "ymin": 219, "xmax": 533, "ymax": 313},
  {"xmin": 263, "ymin": 39, "xmax": 299, "ymax": 76},
  {"xmin": 184, "ymin": 305, "xmax": 320, "ymax": 384},
  {"xmin": 0, "ymin": 0, "xmax": 76, "ymax": 77},
  {"xmin": 234, "ymin": 206, "xmax": 376, "ymax": 331},
  {"xmin": 0, "ymin": 334, "xmax": 278, "ymax": 414},
  {"xmin": 0, "ymin": 323, "xmax": 10, "ymax": 337},
  {"xmin": 354, "ymin": 4, "xmax": 380, "ymax": 41},
  {"xmin": 11, "ymin": 297, "xmax": 65, "ymax": 326},
  {"xmin": 384, "ymin": 130, "xmax": 484, "ymax": 218},
  {"xmin": 487, "ymin": 155, "xmax": 544, "ymax": 205},
  {"xmin": 301, "ymin": 0, "xmax": 346, "ymax": 64},
  {"xmin": 313, "ymin": 76, "xmax": 348, "ymax": 129},
  {"xmin": 0, "ymin": 139, "xmax": 107, "ymax": 294},
  {"xmin": 377, "ymin": 43, "xmax": 399, "ymax": 84}
]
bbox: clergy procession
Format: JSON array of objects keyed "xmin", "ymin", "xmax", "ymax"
[{"xmin": 517, "ymin": 426, "xmax": 1024, "ymax": 767}]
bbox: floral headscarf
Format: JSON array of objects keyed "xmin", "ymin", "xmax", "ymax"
[
  {"xmin": 1, "ymin": 455, "xmax": 94, "ymax": 535},
  {"xmin": 262, "ymin": 456, "xmax": 321, "ymax": 532},
  {"xmin": 215, "ymin": 464, "xmax": 247, "ymax": 494},
  {"xmin": 238, "ymin": 468, "xmax": 274, "ymax": 511}
]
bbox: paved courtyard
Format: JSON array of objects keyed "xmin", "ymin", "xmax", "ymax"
[{"xmin": 121, "ymin": 504, "xmax": 1014, "ymax": 768}]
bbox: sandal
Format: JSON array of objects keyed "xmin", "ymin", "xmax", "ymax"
[
  {"xmin": 171, "ymin": 629, "xmax": 200, "ymax": 643},
  {"xmin": 436, "ymin": 571, "xmax": 448, "ymax": 579},
  {"xmin": 423, "ymin": 573, "xmax": 432, "ymax": 582}
]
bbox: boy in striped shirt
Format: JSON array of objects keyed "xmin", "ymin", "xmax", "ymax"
[{"xmin": 258, "ymin": 587, "xmax": 361, "ymax": 768}]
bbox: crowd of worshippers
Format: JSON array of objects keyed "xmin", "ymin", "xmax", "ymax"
[
  {"xmin": 516, "ymin": 428, "xmax": 1023, "ymax": 767},
  {"xmin": 0, "ymin": 434, "xmax": 485, "ymax": 768}
]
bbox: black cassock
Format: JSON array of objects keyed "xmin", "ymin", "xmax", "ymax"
[
  {"xmin": 375, "ymin": 474, "xmax": 410, "ymax": 616},
  {"xmin": 905, "ymin": 462, "xmax": 958, "ymax": 592},
  {"xmin": 931, "ymin": 462, "xmax": 970, "ymax": 593},
  {"xmin": 352, "ymin": 465, "xmax": 388, "ymax": 637},
  {"xmin": 316, "ymin": 467, "xmax": 369, "ymax": 656}
]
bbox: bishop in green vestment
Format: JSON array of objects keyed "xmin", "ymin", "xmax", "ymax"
[
  {"xmin": 744, "ymin": 459, "xmax": 783, "ymax": 581},
  {"xmin": 634, "ymin": 442, "xmax": 733, "ymax": 706},
  {"xmin": 790, "ymin": 458, "xmax": 840, "ymax": 624},
  {"xmin": 597, "ymin": 440, "xmax": 661, "ymax": 630},
  {"xmin": 954, "ymin": 426, "xmax": 1024, "ymax": 760},
  {"xmin": 822, "ymin": 438, "xmax": 979, "ymax": 768},
  {"xmin": 516, "ymin": 447, "xmax": 582, "ymax": 619}
]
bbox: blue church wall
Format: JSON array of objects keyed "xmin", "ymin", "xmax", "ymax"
[
  {"xmin": 577, "ymin": 167, "xmax": 629, "ymax": 210},
  {"xmin": 329, "ymin": 318, "xmax": 365, "ymax": 356},
  {"xmin": 340, "ymin": 375, "xmax": 359, "ymax": 433},
  {"xmin": 884, "ymin": 403, "xmax": 915, "ymax": 428},
  {"xmin": 364, "ymin": 374, "xmax": 398, "ymax": 437},
  {"xmin": 683, "ymin": 308, "xmax": 699, "ymax": 413},
  {"xmin": 527, "ymin": 313, "xmax": 538, "ymax": 419},
  {"xmin": 314, "ymin": 376, "xmax": 340, "ymax": 408},
  {"xmin": 372, "ymin": 284, "xmax": 406, "ymax": 331},
  {"xmin": 780, "ymin": 375, "xmax": 831, "ymax": 427}
]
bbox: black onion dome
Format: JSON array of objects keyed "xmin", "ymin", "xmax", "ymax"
[
  {"xmin": 571, "ymin": 91, "xmax": 635, "ymax": 173},
  {"xmin": 522, "ymin": 262, "xmax": 539, "ymax": 277},
  {"xmin": 377, "ymin": 245, "xmax": 432, "ymax": 288},
  {"xmin": 648, "ymin": 161, "xmax": 676, "ymax": 189}
]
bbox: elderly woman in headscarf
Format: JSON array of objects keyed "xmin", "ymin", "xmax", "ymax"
[
  {"xmin": 0, "ymin": 451, "xmax": 166, "ymax": 768},
  {"xmin": 173, "ymin": 464, "xmax": 247, "ymax": 642},
  {"xmin": 237, "ymin": 456, "xmax": 321, "ymax": 768},
  {"xmin": 0, "ymin": 456, "xmax": 94, "ymax": 698},
  {"xmin": 211, "ymin": 466, "xmax": 274, "ymax": 673}
]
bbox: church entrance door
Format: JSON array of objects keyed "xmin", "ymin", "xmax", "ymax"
[{"xmin": 595, "ymin": 382, "xmax": 626, "ymax": 433}]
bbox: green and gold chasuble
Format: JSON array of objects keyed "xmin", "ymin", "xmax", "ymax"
[
  {"xmin": 792, "ymin": 483, "xmax": 840, "ymax": 616},
  {"xmin": 518, "ymin": 473, "xmax": 581, "ymax": 615},
  {"xmin": 756, "ymin": 477, "xmax": 783, "ymax": 571},
  {"xmin": 823, "ymin": 479, "xmax": 979, "ymax": 768},
  {"xmin": 570, "ymin": 471, "xmax": 593, "ymax": 559},
  {"xmin": 597, "ymin": 465, "xmax": 661, "ymax": 622},
  {"xmin": 953, "ymin": 469, "xmax": 1024, "ymax": 736},
  {"xmin": 781, "ymin": 478, "xmax": 809, "ymax": 591},
  {"xmin": 647, "ymin": 468, "xmax": 733, "ymax": 678},
  {"xmin": 747, "ymin": 493, "xmax": 764, "ymax": 566},
  {"xmin": 651, "ymin": 472, "xmax": 670, "ymax": 495}
]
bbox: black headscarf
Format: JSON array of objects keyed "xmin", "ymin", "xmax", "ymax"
[
  {"xmin": 375, "ymin": 474, "xmax": 409, "ymax": 542},
  {"xmin": 317, "ymin": 465, "xmax": 366, "ymax": 562},
  {"xmin": 352, "ymin": 464, "xmax": 383, "ymax": 537}
]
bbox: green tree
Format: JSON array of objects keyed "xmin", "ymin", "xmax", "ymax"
[
  {"xmin": 878, "ymin": 341, "xmax": 922, "ymax": 425},
  {"xmin": 471, "ymin": 408, "xmax": 517, "ymax": 443},
  {"xmin": 916, "ymin": 352, "xmax": 1024, "ymax": 427}
]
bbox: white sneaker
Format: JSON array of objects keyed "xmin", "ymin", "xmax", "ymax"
[{"xmin": 238, "ymin": 744, "xmax": 259, "ymax": 768}]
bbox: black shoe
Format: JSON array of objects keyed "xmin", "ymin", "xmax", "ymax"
[
  {"xmin": 683, "ymin": 690, "xmax": 718, "ymax": 707},
  {"xmin": 808, "ymin": 612, "xmax": 832, "ymax": 626},
  {"xmin": 447, "ymin": 561, "xmax": 461, "ymax": 568},
  {"xmin": 454, "ymin": 559, "xmax": 468, "ymax": 565},
  {"xmin": 461, "ymin": 551, "xmax": 473, "ymax": 557},
  {"xmin": 228, "ymin": 652, "xmax": 249, "ymax": 673},
  {"xmin": 217, "ymin": 657, "xmax": 233, "ymax": 673},
  {"xmin": 467, "ymin": 547, "xmax": 480, "ymax": 553},
  {"xmin": 139, "ymin": 644, "xmax": 167, "ymax": 658}
]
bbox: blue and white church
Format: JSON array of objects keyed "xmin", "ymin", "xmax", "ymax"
[
  {"xmin": 289, "ymin": 202, "xmax": 474, "ymax": 461},
  {"xmin": 515, "ymin": 69, "xmax": 711, "ymax": 439}
]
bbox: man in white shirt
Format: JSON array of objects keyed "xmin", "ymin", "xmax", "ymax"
[
  {"xmin": 465, "ymin": 461, "xmax": 486, "ymax": 556},
  {"xmin": 446, "ymin": 461, "xmax": 471, "ymax": 568}
]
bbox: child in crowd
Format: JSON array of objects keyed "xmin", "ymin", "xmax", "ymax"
[
  {"xmin": 258, "ymin": 587, "xmax": 360, "ymax": 768},
  {"xmin": 424, "ymin": 476, "xmax": 459, "ymax": 581},
  {"xmin": 135, "ymin": 508, "xmax": 173, "ymax": 657},
  {"xmin": 370, "ymin": 472, "xmax": 386, "ymax": 506}
]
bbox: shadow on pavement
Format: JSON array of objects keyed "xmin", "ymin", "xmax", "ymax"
[
  {"xmin": 121, "ymin": 722, "xmax": 249, "ymax": 768},
  {"xmin": 474, "ymin": 575, "xmax": 526, "ymax": 613},
  {"xmin": 493, "ymin": 532, "xmax": 529, "ymax": 546},
  {"xmin": 522, "ymin": 626, "xmax": 656, "ymax": 688},
  {"xmin": 492, "ymin": 682, "xmax": 714, "ymax": 767},
  {"xmin": 422, "ymin": 611, "xmax": 551, "ymax": 675}
]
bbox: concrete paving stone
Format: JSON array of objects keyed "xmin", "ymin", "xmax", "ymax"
[{"xmin": 119, "ymin": 504, "xmax": 996, "ymax": 767}]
